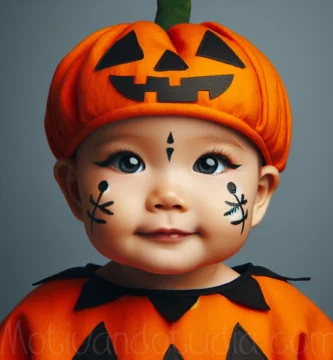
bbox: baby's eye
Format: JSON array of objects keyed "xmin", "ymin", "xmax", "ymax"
[
  {"xmin": 193, "ymin": 154, "xmax": 228, "ymax": 175},
  {"xmin": 94, "ymin": 152, "xmax": 145, "ymax": 173}
]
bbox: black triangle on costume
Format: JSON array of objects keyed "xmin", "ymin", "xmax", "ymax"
[
  {"xmin": 226, "ymin": 323, "xmax": 268, "ymax": 360},
  {"xmin": 95, "ymin": 30, "xmax": 144, "ymax": 71},
  {"xmin": 196, "ymin": 30, "xmax": 246, "ymax": 69},
  {"xmin": 163, "ymin": 344, "xmax": 184, "ymax": 360},
  {"xmin": 149, "ymin": 293, "xmax": 199, "ymax": 323},
  {"xmin": 72, "ymin": 322, "xmax": 118, "ymax": 359},
  {"xmin": 155, "ymin": 50, "xmax": 189, "ymax": 71},
  {"xmin": 221, "ymin": 276, "xmax": 270, "ymax": 311},
  {"xmin": 74, "ymin": 273, "xmax": 124, "ymax": 311}
]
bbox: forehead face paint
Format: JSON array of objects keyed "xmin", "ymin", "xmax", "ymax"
[
  {"xmin": 166, "ymin": 131, "xmax": 174, "ymax": 162},
  {"xmin": 224, "ymin": 182, "xmax": 248, "ymax": 235},
  {"xmin": 87, "ymin": 180, "xmax": 114, "ymax": 233}
]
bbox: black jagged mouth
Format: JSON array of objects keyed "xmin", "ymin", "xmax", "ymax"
[{"xmin": 109, "ymin": 74, "xmax": 234, "ymax": 102}]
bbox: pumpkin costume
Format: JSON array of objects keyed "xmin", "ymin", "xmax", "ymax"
[{"xmin": 1, "ymin": 0, "xmax": 332, "ymax": 359}]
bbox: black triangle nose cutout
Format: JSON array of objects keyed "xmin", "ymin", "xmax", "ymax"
[
  {"xmin": 196, "ymin": 30, "xmax": 246, "ymax": 69},
  {"xmin": 95, "ymin": 30, "xmax": 144, "ymax": 71},
  {"xmin": 155, "ymin": 50, "xmax": 189, "ymax": 71}
]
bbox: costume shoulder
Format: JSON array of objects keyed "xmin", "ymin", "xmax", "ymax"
[
  {"xmin": 247, "ymin": 264, "xmax": 330, "ymax": 318},
  {"xmin": 3, "ymin": 263, "xmax": 99, "ymax": 317},
  {"xmin": 0, "ymin": 264, "xmax": 99, "ymax": 359},
  {"xmin": 248, "ymin": 264, "xmax": 333, "ymax": 358},
  {"xmin": 1, "ymin": 263, "xmax": 98, "ymax": 320}
]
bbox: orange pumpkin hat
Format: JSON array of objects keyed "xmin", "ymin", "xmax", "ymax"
[{"xmin": 44, "ymin": 0, "xmax": 292, "ymax": 171}]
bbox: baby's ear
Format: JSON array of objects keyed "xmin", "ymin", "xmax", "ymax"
[
  {"xmin": 251, "ymin": 165, "xmax": 280, "ymax": 228},
  {"xmin": 53, "ymin": 158, "xmax": 84, "ymax": 222}
]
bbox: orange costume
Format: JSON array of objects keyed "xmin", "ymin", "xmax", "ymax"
[{"xmin": 1, "ymin": 263, "xmax": 332, "ymax": 359}]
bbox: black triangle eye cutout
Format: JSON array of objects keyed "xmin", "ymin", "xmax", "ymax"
[
  {"xmin": 154, "ymin": 50, "xmax": 189, "ymax": 71},
  {"xmin": 196, "ymin": 30, "xmax": 246, "ymax": 69},
  {"xmin": 95, "ymin": 30, "xmax": 144, "ymax": 71}
]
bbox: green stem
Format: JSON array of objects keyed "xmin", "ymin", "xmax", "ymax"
[{"xmin": 154, "ymin": 0, "xmax": 191, "ymax": 31}]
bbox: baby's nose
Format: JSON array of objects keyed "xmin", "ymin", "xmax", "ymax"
[{"xmin": 146, "ymin": 190, "xmax": 189, "ymax": 213}]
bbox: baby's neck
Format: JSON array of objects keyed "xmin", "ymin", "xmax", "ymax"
[{"xmin": 95, "ymin": 261, "xmax": 240, "ymax": 290}]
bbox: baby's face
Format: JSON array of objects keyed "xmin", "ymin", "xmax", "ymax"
[{"xmin": 74, "ymin": 115, "xmax": 262, "ymax": 274}]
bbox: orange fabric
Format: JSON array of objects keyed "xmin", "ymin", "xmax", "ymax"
[
  {"xmin": 44, "ymin": 21, "xmax": 292, "ymax": 172},
  {"xmin": 1, "ymin": 276, "xmax": 332, "ymax": 359}
]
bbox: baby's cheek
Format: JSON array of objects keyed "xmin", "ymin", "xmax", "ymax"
[
  {"xmin": 225, "ymin": 184, "xmax": 246, "ymax": 222},
  {"xmin": 216, "ymin": 181, "xmax": 251, "ymax": 236}
]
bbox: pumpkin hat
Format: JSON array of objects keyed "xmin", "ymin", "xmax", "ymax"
[{"xmin": 44, "ymin": 0, "xmax": 292, "ymax": 171}]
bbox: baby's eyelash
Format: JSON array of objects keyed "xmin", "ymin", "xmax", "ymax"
[
  {"xmin": 199, "ymin": 147, "xmax": 241, "ymax": 169},
  {"xmin": 94, "ymin": 146, "xmax": 241, "ymax": 170},
  {"xmin": 93, "ymin": 146, "xmax": 139, "ymax": 167}
]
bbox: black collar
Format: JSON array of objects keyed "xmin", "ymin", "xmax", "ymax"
[{"xmin": 32, "ymin": 263, "xmax": 310, "ymax": 323}]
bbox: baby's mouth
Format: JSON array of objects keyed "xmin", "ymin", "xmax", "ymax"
[{"xmin": 135, "ymin": 228, "xmax": 197, "ymax": 242}]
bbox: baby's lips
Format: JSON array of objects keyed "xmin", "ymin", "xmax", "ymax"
[{"xmin": 136, "ymin": 227, "xmax": 197, "ymax": 235}]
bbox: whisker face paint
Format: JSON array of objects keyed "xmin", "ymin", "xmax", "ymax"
[
  {"xmin": 224, "ymin": 182, "xmax": 248, "ymax": 235},
  {"xmin": 166, "ymin": 131, "xmax": 174, "ymax": 161},
  {"xmin": 87, "ymin": 180, "xmax": 114, "ymax": 233}
]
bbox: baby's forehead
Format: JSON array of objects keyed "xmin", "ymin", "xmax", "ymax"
[
  {"xmin": 85, "ymin": 115, "xmax": 249, "ymax": 148},
  {"xmin": 73, "ymin": 115, "xmax": 264, "ymax": 167}
]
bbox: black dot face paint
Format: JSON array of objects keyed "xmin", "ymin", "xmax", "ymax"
[
  {"xmin": 87, "ymin": 180, "xmax": 114, "ymax": 233},
  {"xmin": 224, "ymin": 182, "xmax": 248, "ymax": 235},
  {"xmin": 166, "ymin": 131, "xmax": 174, "ymax": 161}
]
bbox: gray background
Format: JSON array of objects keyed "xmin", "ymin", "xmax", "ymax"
[{"xmin": 1, "ymin": 0, "xmax": 332, "ymax": 322}]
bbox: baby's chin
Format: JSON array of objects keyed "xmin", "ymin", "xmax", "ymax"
[
  {"xmin": 124, "ymin": 255, "xmax": 202, "ymax": 276},
  {"xmin": 134, "ymin": 255, "xmax": 223, "ymax": 280},
  {"xmin": 136, "ymin": 263, "xmax": 200, "ymax": 277},
  {"xmin": 121, "ymin": 252, "xmax": 207, "ymax": 276}
]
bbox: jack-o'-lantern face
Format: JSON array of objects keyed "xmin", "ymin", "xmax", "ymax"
[{"xmin": 94, "ymin": 28, "xmax": 245, "ymax": 103}]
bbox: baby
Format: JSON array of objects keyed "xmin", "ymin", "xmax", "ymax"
[{"xmin": 1, "ymin": 0, "xmax": 332, "ymax": 359}]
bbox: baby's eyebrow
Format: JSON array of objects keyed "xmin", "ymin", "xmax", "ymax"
[
  {"xmin": 195, "ymin": 135, "xmax": 244, "ymax": 150},
  {"xmin": 94, "ymin": 134, "xmax": 144, "ymax": 149}
]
